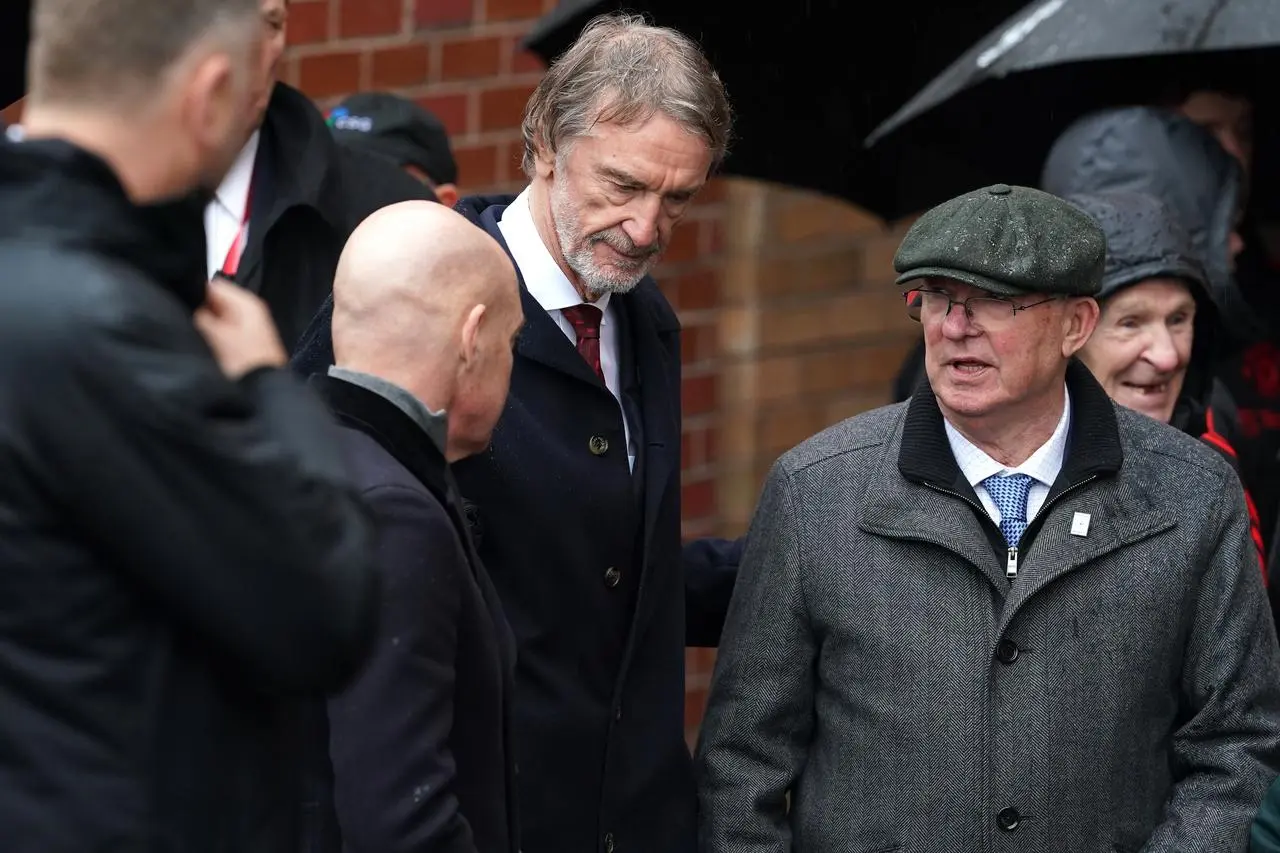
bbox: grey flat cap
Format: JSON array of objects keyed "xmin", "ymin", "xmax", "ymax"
[{"xmin": 894, "ymin": 183, "xmax": 1106, "ymax": 298}]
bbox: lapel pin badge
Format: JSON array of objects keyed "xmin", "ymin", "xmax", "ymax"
[{"xmin": 1070, "ymin": 511, "xmax": 1091, "ymax": 537}]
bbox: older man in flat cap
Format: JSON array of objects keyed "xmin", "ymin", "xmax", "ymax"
[{"xmin": 695, "ymin": 184, "xmax": 1280, "ymax": 853}]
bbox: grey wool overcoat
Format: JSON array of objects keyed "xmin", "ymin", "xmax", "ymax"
[{"xmin": 696, "ymin": 361, "xmax": 1280, "ymax": 853}]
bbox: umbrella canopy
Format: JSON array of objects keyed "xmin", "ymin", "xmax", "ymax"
[
  {"xmin": 0, "ymin": 1, "xmax": 29, "ymax": 111},
  {"xmin": 523, "ymin": 0, "xmax": 1035, "ymax": 221},
  {"xmin": 864, "ymin": 0, "xmax": 1280, "ymax": 218}
]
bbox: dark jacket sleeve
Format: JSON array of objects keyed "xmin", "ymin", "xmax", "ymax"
[
  {"xmin": 327, "ymin": 484, "xmax": 478, "ymax": 853},
  {"xmin": 684, "ymin": 536, "xmax": 744, "ymax": 647},
  {"xmin": 27, "ymin": 294, "xmax": 378, "ymax": 694}
]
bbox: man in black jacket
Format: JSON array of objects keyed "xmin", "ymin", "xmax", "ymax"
[
  {"xmin": 294, "ymin": 13, "xmax": 743, "ymax": 853},
  {"xmin": 206, "ymin": 0, "xmax": 435, "ymax": 351},
  {"xmin": 302, "ymin": 200, "xmax": 523, "ymax": 853},
  {"xmin": 0, "ymin": 2, "xmax": 379, "ymax": 851}
]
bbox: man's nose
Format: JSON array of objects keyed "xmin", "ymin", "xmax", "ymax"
[
  {"xmin": 621, "ymin": 197, "xmax": 662, "ymax": 248},
  {"xmin": 1143, "ymin": 328, "xmax": 1181, "ymax": 372}
]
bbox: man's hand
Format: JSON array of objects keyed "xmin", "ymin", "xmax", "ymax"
[{"xmin": 194, "ymin": 277, "xmax": 288, "ymax": 379}]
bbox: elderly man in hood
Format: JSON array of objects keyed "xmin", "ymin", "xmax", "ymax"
[
  {"xmin": 1040, "ymin": 106, "xmax": 1280, "ymax": 585},
  {"xmin": 1064, "ymin": 190, "xmax": 1266, "ymax": 575}
]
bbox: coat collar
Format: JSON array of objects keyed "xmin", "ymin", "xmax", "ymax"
[
  {"xmin": 863, "ymin": 359, "xmax": 1140, "ymax": 598},
  {"xmin": 0, "ymin": 137, "xmax": 209, "ymax": 312},
  {"xmin": 897, "ymin": 358, "xmax": 1123, "ymax": 500},
  {"xmin": 308, "ymin": 373, "xmax": 449, "ymax": 502}
]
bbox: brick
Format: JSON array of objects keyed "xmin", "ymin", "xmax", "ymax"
[
  {"xmin": 770, "ymin": 188, "xmax": 886, "ymax": 245},
  {"xmin": 682, "ymin": 323, "xmax": 718, "ymax": 365},
  {"xmin": 512, "ymin": 47, "xmax": 546, "ymax": 74},
  {"xmin": 478, "ymin": 82, "xmax": 536, "ymax": 132},
  {"xmin": 686, "ymin": 647, "xmax": 718, "ymax": 680},
  {"xmin": 339, "ymin": 0, "xmax": 403, "ymax": 37},
  {"xmin": 1, "ymin": 97, "xmax": 24, "ymax": 125},
  {"xmin": 839, "ymin": 339, "xmax": 920, "ymax": 389},
  {"xmin": 371, "ymin": 43, "xmax": 431, "ymax": 89},
  {"xmin": 682, "ymin": 478, "xmax": 716, "ymax": 521},
  {"xmin": 684, "ymin": 684, "xmax": 710, "ymax": 729},
  {"xmin": 858, "ymin": 229, "xmax": 910, "ymax": 285},
  {"xmin": 682, "ymin": 373, "xmax": 718, "ymax": 416},
  {"xmin": 760, "ymin": 292, "xmax": 912, "ymax": 351},
  {"xmin": 485, "ymin": 0, "xmax": 544, "ymax": 21},
  {"xmin": 663, "ymin": 222, "xmax": 700, "ymax": 264},
  {"xmin": 416, "ymin": 0, "xmax": 474, "ymax": 27},
  {"xmin": 800, "ymin": 348, "xmax": 864, "ymax": 396},
  {"xmin": 669, "ymin": 269, "xmax": 719, "ymax": 312},
  {"xmin": 440, "ymin": 35, "xmax": 503, "ymax": 81},
  {"xmin": 451, "ymin": 142, "xmax": 502, "ymax": 188},
  {"xmin": 286, "ymin": 0, "xmax": 330, "ymax": 45},
  {"xmin": 297, "ymin": 50, "xmax": 362, "ymax": 99},
  {"xmin": 753, "ymin": 354, "xmax": 806, "ymax": 404},
  {"xmin": 680, "ymin": 425, "xmax": 702, "ymax": 470},
  {"xmin": 495, "ymin": 141, "xmax": 525, "ymax": 184},
  {"xmin": 415, "ymin": 92, "xmax": 468, "ymax": 138},
  {"xmin": 760, "ymin": 404, "xmax": 827, "ymax": 457},
  {"xmin": 755, "ymin": 247, "xmax": 862, "ymax": 299},
  {"xmin": 696, "ymin": 178, "xmax": 728, "ymax": 205},
  {"xmin": 699, "ymin": 218, "xmax": 725, "ymax": 255}
]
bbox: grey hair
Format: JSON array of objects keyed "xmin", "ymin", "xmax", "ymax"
[
  {"xmin": 521, "ymin": 12, "xmax": 733, "ymax": 178},
  {"xmin": 28, "ymin": 0, "xmax": 260, "ymax": 106}
]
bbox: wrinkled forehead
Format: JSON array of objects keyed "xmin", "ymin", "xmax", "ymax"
[{"xmin": 562, "ymin": 114, "xmax": 712, "ymax": 191}]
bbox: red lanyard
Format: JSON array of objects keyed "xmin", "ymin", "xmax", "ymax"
[{"xmin": 220, "ymin": 178, "xmax": 254, "ymax": 278}]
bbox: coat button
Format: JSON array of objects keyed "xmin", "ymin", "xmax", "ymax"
[
  {"xmin": 996, "ymin": 639, "xmax": 1019, "ymax": 664},
  {"xmin": 604, "ymin": 566, "xmax": 622, "ymax": 587},
  {"xmin": 589, "ymin": 435, "xmax": 609, "ymax": 455},
  {"xmin": 997, "ymin": 807, "xmax": 1020, "ymax": 831},
  {"xmin": 604, "ymin": 832, "xmax": 615, "ymax": 853},
  {"xmin": 615, "ymin": 705, "xmax": 623, "ymax": 721}
]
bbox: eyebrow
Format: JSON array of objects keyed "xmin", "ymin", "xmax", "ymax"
[{"xmin": 597, "ymin": 166, "xmax": 700, "ymax": 199}]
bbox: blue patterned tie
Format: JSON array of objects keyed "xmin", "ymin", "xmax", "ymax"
[{"xmin": 982, "ymin": 473, "xmax": 1035, "ymax": 548}]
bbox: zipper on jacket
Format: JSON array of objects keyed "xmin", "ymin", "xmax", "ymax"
[{"xmin": 923, "ymin": 473, "xmax": 1100, "ymax": 578}]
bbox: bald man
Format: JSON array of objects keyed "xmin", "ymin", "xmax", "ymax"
[{"xmin": 298, "ymin": 200, "xmax": 524, "ymax": 853}]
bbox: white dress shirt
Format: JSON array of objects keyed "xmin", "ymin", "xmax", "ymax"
[
  {"xmin": 943, "ymin": 388, "xmax": 1072, "ymax": 527},
  {"xmin": 204, "ymin": 130, "xmax": 259, "ymax": 280},
  {"xmin": 497, "ymin": 188, "xmax": 636, "ymax": 471}
]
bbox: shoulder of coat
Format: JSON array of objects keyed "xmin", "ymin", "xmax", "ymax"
[
  {"xmin": 777, "ymin": 401, "xmax": 906, "ymax": 476},
  {"xmin": 1114, "ymin": 404, "xmax": 1232, "ymax": 483}
]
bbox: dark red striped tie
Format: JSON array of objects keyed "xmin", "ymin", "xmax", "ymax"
[{"xmin": 561, "ymin": 304, "xmax": 605, "ymax": 382}]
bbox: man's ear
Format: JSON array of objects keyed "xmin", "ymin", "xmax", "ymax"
[
  {"xmin": 434, "ymin": 183, "xmax": 460, "ymax": 208},
  {"xmin": 1061, "ymin": 296, "xmax": 1100, "ymax": 358},
  {"xmin": 460, "ymin": 303, "xmax": 487, "ymax": 367},
  {"xmin": 533, "ymin": 138, "xmax": 557, "ymax": 180},
  {"xmin": 179, "ymin": 48, "xmax": 239, "ymax": 158}
]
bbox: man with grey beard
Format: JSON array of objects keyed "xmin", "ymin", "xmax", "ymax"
[{"xmin": 291, "ymin": 12, "xmax": 742, "ymax": 853}]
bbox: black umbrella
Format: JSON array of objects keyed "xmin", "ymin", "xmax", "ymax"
[
  {"xmin": 865, "ymin": 0, "xmax": 1280, "ymax": 219},
  {"xmin": 0, "ymin": 1, "xmax": 28, "ymax": 111},
  {"xmin": 523, "ymin": 0, "xmax": 1037, "ymax": 221}
]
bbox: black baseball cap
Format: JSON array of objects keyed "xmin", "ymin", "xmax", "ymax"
[{"xmin": 327, "ymin": 92, "xmax": 458, "ymax": 186}]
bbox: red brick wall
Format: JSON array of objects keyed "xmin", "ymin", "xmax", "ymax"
[{"xmin": 282, "ymin": 0, "xmax": 731, "ymax": 743}]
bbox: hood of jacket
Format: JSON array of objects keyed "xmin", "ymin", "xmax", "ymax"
[
  {"xmin": 1040, "ymin": 106, "xmax": 1252, "ymax": 336},
  {"xmin": 0, "ymin": 136, "xmax": 208, "ymax": 311},
  {"xmin": 1063, "ymin": 189, "xmax": 1218, "ymax": 435}
]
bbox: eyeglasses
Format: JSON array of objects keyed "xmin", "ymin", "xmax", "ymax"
[{"xmin": 906, "ymin": 288, "xmax": 1061, "ymax": 328}]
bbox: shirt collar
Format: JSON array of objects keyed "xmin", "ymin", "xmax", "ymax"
[
  {"xmin": 943, "ymin": 387, "xmax": 1072, "ymax": 489},
  {"xmin": 214, "ymin": 129, "xmax": 260, "ymax": 219},
  {"xmin": 498, "ymin": 187, "xmax": 611, "ymax": 317}
]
